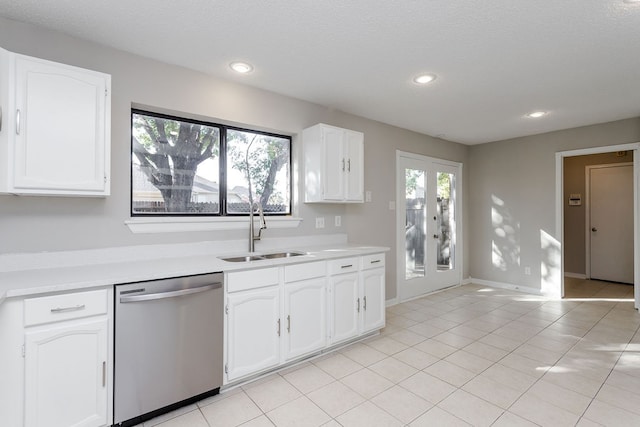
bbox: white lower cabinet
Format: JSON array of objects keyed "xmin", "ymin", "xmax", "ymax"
[
  {"xmin": 361, "ymin": 267, "xmax": 386, "ymax": 334},
  {"xmin": 224, "ymin": 254, "xmax": 385, "ymax": 385},
  {"xmin": 329, "ymin": 270, "xmax": 360, "ymax": 345},
  {"xmin": 225, "ymin": 286, "xmax": 281, "ymax": 382},
  {"xmin": 283, "ymin": 263, "xmax": 327, "ymax": 361},
  {"xmin": 25, "ymin": 317, "xmax": 109, "ymax": 427},
  {"xmin": 0, "ymin": 288, "xmax": 114, "ymax": 427},
  {"xmin": 329, "ymin": 254, "xmax": 386, "ymax": 344}
]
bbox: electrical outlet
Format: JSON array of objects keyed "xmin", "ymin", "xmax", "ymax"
[
  {"xmin": 315, "ymin": 217, "xmax": 325, "ymax": 229},
  {"xmin": 524, "ymin": 266, "xmax": 531, "ymax": 275},
  {"xmin": 335, "ymin": 215, "xmax": 341, "ymax": 227}
]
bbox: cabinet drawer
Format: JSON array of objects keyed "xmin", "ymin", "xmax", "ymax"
[
  {"xmin": 362, "ymin": 253, "xmax": 385, "ymax": 270},
  {"xmin": 227, "ymin": 267, "xmax": 280, "ymax": 293},
  {"xmin": 24, "ymin": 289, "xmax": 108, "ymax": 326},
  {"xmin": 328, "ymin": 257, "xmax": 359, "ymax": 275},
  {"xmin": 285, "ymin": 261, "xmax": 326, "ymax": 283}
]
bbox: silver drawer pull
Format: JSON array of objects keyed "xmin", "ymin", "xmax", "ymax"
[
  {"xmin": 370, "ymin": 259, "xmax": 381, "ymax": 264},
  {"xmin": 341, "ymin": 264, "xmax": 353, "ymax": 269},
  {"xmin": 51, "ymin": 304, "xmax": 86, "ymax": 313},
  {"xmin": 15, "ymin": 109, "xmax": 20, "ymax": 135}
]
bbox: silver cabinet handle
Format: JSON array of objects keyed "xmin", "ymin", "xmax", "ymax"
[
  {"xmin": 51, "ymin": 304, "xmax": 85, "ymax": 313},
  {"xmin": 15, "ymin": 109, "xmax": 20, "ymax": 135},
  {"xmin": 119, "ymin": 283, "xmax": 221, "ymax": 303},
  {"xmin": 341, "ymin": 264, "xmax": 353, "ymax": 269},
  {"xmin": 591, "ymin": 227, "xmax": 598, "ymax": 232},
  {"xmin": 0, "ymin": 107, "xmax": 3, "ymax": 132},
  {"xmin": 357, "ymin": 298, "xmax": 360, "ymax": 313},
  {"xmin": 342, "ymin": 158, "xmax": 345, "ymax": 171},
  {"xmin": 370, "ymin": 259, "xmax": 381, "ymax": 264},
  {"xmin": 287, "ymin": 315, "xmax": 291, "ymax": 333},
  {"xmin": 363, "ymin": 296, "xmax": 367, "ymax": 311},
  {"xmin": 102, "ymin": 361, "xmax": 106, "ymax": 387},
  {"xmin": 277, "ymin": 318, "xmax": 281, "ymax": 336},
  {"xmin": 347, "ymin": 159, "xmax": 351, "ymax": 172}
]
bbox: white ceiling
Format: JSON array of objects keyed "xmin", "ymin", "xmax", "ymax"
[{"xmin": 1, "ymin": 0, "xmax": 639, "ymax": 144}]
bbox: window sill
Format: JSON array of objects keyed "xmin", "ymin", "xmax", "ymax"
[{"xmin": 125, "ymin": 216, "xmax": 303, "ymax": 234}]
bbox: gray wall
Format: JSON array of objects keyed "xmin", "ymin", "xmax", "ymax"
[
  {"xmin": 0, "ymin": 17, "xmax": 470, "ymax": 301},
  {"xmin": 563, "ymin": 152, "xmax": 633, "ymax": 276},
  {"xmin": 469, "ymin": 118, "xmax": 640, "ymax": 293}
]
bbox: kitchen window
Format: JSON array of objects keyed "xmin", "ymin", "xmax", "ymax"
[{"xmin": 131, "ymin": 110, "xmax": 291, "ymax": 216}]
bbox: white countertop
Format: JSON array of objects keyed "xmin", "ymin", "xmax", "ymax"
[{"xmin": 0, "ymin": 244, "xmax": 389, "ymax": 304}]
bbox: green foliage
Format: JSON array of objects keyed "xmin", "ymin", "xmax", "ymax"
[{"xmin": 227, "ymin": 129, "xmax": 289, "ymax": 206}]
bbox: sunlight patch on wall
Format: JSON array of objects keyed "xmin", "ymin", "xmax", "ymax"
[
  {"xmin": 540, "ymin": 229, "xmax": 561, "ymax": 297},
  {"xmin": 491, "ymin": 194, "xmax": 520, "ymax": 272}
]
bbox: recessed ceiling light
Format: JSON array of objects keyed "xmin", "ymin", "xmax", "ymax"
[
  {"xmin": 229, "ymin": 61, "xmax": 254, "ymax": 74},
  {"xmin": 413, "ymin": 74, "xmax": 437, "ymax": 85},
  {"xmin": 526, "ymin": 111, "xmax": 547, "ymax": 118}
]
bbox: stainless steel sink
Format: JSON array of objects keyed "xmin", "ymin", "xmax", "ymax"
[
  {"xmin": 219, "ymin": 251, "xmax": 307, "ymax": 262},
  {"xmin": 262, "ymin": 251, "xmax": 307, "ymax": 259},
  {"xmin": 220, "ymin": 255, "xmax": 266, "ymax": 262}
]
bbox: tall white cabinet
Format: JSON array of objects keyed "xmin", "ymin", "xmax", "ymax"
[
  {"xmin": 0, "ymin": 47, "xmax": 111, "ymax": 196},
  {"xmin": 303, "ymin": 123, "xmax": 364, "ymax": 203}
]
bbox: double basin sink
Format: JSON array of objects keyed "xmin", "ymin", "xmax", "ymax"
[{"xmin": 219, "ymin": 251, "xmax": 307, "ymax": 263}]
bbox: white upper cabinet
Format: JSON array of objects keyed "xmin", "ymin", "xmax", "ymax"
[
  {"xmin": 303, "ymin": 123, "xmax": 364, "ymax": 203},
  {"xmin": 0, "ymin": 47, "xmax": 111, "ymax": 196}
]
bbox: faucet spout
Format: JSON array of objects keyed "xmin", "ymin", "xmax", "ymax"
[{"xmin": 249, "ymin": 201, "xmax": 267, "ymax": 252}]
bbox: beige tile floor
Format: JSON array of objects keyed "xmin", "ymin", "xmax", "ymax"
[{"xmin": 136, "ymin": 282, "xmax": 640, "ymax": 427}]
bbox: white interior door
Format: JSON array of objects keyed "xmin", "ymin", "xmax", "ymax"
[
  {"xmin": 588, "ymin": 163, "xmax": 634, "ymax": 284},
  {"xmin": 397, "ymin": 152, "xmax": 462, "ymax": 301}
]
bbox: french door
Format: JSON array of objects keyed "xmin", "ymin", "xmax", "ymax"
[{"xmin": 396, "ymin": 152, "xmax": 462, "ymax": 301}]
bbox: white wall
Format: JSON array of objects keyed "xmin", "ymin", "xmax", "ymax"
[
  {"xmin": 469, "ymin": 117, "xmax": 640, "ymax": 294},
  {"xmin": 0, "ymin": 17, "xmax": 470, "ymax": 301}
]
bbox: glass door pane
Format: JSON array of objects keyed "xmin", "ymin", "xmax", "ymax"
[
  {"xmin": 436, "ymin": 171, "xmax": 455, "ymax": 271},
  {"xmin": 405, "ymin": 168, "xmax": 426, "ymax": 279}
]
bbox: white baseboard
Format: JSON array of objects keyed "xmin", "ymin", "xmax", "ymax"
[
  {"xmin": 462, "ymin": 277, "xmax": 473, "ymax": 285},
  {"xmin": 385, "ymin": 297, "xmax": 398, "ymax": 307},
  {"xmin": 469, "ymin": 277, "xmax": 545, "ymax": 297},
  {"xmin": 564, "ymin": 272, "xmax": 587, "ymax": 279}
]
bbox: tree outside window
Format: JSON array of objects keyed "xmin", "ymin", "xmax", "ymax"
[{"xmin": 131, "ymin": 110, "xmax": 291, "ymax": 216}]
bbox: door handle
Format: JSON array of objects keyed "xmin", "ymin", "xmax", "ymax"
[
  {"xmin": 119, "ymin": 283, "xmax": 221, "ymax": 303},
  {"xmin": 433, "ymin": 234, "xmax": 440, "ymax": 239},
  {"xmin": 591, "ymin": 227, "xmax": 597, "ymax": 232}
]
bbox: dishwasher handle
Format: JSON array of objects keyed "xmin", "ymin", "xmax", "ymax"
[{"xmin": 119, "ymin": 282, "xmax": 221, "ymax": 303}]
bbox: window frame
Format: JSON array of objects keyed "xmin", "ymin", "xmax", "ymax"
[{"xmin": 130, "ymin": 109, "xmax": 292, "ymax": 217}]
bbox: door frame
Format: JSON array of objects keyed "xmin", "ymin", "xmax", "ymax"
[
  {"xmin": 585, "ymin": 162, "xmax": 633, "ymax": 281},
  {"xmin": 555, "ymin": 143, "xmax": 639, "ymax": 309},
  {"xmin": 395, "ymin": 150, "xmax": 464, "ymax": 302}
]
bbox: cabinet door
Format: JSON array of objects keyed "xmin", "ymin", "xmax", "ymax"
[
  {"xmin": 24, "ymin": 317, "xmax": 108, "ymax": 427},
  {"xmin": 322, "ymin": 125, "xmax": 346, "ymax": 201},
  {"xmin": 283, "ymin": 277, "xmax": 327, "ymax": 361},
  {"xmin": 329, "ymin": 272, "xmax": 360, "ymax": 345},
  {"xmin": 226, "ymin": 286, "xmax": 280, "ymax": 381},
  {"xmin": 361, "ymin": 267, "xmax": 386, "ymax": 334},
  {"xmin": 344, "ymin": 130, "xmax": 364, "ymax": 201},
  {"xmin": 13, "ymin": 55, "xmax": 110, "ymax": 195}
]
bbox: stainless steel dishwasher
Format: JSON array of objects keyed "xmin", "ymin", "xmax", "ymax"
[{"xmin": 113, "ymin": 272, "xmax": 223, "ymax": 427}]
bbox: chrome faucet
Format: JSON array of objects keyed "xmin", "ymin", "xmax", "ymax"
[{"xmin": 249, "ymin": 201, "xmax": 267, "ymax": 252}]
